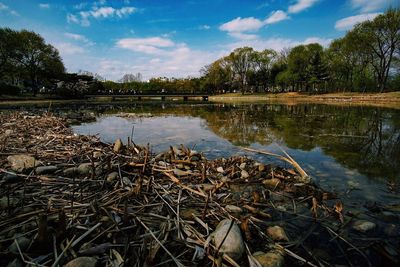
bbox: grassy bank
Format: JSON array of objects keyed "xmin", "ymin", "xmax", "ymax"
[{"xmin": 210, "ymin": 92, "xmax": 400, "ymax": 109}]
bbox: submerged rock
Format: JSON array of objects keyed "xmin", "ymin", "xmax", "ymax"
[
  {"xmin": 266, "ymin": 226, "xmax": 289, "ymax": 241},
  {"xmin": 113, "ymin": 139, "xmax": 123, "ymax": 153},
  {"xmin": 253, "ymin": 248, "xmax": 284, "ymax": 267},
  {"xmin": 211, "ymin": 219, "xmax": 244, "ymax": 260},
  {"xmin": 7, "ymin": 155, "xmax": 37, "ymax": 173},
  {"xmin": 64, "ymin": 257, "xmax": 97, "ymax": 267},
  {"xmin": 352, "ymin": 220, "xmax": 376, "ymax": 233}
]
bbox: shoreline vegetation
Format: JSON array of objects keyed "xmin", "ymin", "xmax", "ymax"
[
  {"xmin": 1, "ymin": 112, "xmax": 399, "ymax": 266},
  {"xmin": 1, "ymin": 92, "xmax": 400, "ymax": 110}
]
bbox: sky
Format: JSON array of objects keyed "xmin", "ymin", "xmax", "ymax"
[{"xmin": 0, "ymin": 0, "xmax": 398, "ymax": 81}]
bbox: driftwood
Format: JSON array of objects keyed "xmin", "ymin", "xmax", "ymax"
[{"xmin": 0, "ymin": 112, "xmax": 398, "ymax": 267}]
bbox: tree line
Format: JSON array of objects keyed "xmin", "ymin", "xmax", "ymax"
[{"xmin": 201, "ymin": 8, "xmax": 400, "ymax": 94}]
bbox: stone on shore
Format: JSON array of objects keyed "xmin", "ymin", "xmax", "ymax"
[
  {"xmin": 212, "ymin": 219, "xmax": 244, "ymax": 260},
  {"xmin": 266, "ymin": 226, "xmax": 289, "ymax": 241},
  {"xmin": 352, "ymin": 220, "xmax": 376, "ymax": 233},
  {"xmin": 253, "ymin": 249, "xmax": 284, "ymax": 267},
  {"xmin": 113, "ymin": 139, "xmax": 123, "ymax": 153},
  {"xmin": 7, "ymin": 155, "xmax": 37, "ymax": 173},
  {"xmin": 35, "ymin": 166, "xmax": 58, "ymax": 175}
]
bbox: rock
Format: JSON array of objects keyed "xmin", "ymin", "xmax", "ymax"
[
  {"xmin": 239, "ymin": 163, "xmax": 246, "ymax": 170},
  {"xmin": 266, "ymin": 226, "xmax": 289, "ymax": 241},
  {"xmin": 64, "ymin": 257, "xmax": 97, "ymax": 267},
  {"xmin": 191, "ymin": 155, "xmax": 201, "ymax": 161},
  {"xmin": 93, "ymin": 151, "xmax": 102, "ymax": 158},
  {"xmin": 78, "ymin": 163, "xmax": 92, "ymax": 175},
  {"xmin": 173, "ymin": 168, "xmax": 190, "ymax": 176},
  {"xmin": 63, "ymin": 167, "xmax": 79, "ymax": 177},
  {"xmin": 352, "ymin": 220, "xmax": 376, "ymax": 233},
  {"xmin": 106, "ymin": 172, "xmax": 119, "ymax": 183},
  {"xmin": 241, "ymin": 170, "xmax": 249, "ymax": 179},
  {"xmin": 4, "ymin": 129, "xmax": 13, "ymax": 136},
  {"xmin": 198, "ymin": 184, "xmax": 215, "ymax": 191},
  {"xmin": 263, "ymin": 178, "xmax": 280, "ymax": 188},
  {"xmin": 35, "ymin": 166, "xmax": 58, "ymax": 175},
  {"xmin": 9, "ymin": 236, "xmax": 30, "ymax": 254},
  {"xmin": 211, "ymin": 219, "xmax": 244, "ymax": 260},
  {"xmin": 258, "ymin": 164, "xmax": 266, "ymax": 172},
  {"xmin": 217, "ymin": 167, "xmax": 224, "ymax": 173},
  {"xmin": 2, "ymin": 172, "xmax": 23, "ymax": 183},
  {"xmin": 253, "ymin": 249, "xmax": 284, "ymax": 267},
  {"xmin": 7, "ymin": 155, "xmax": 37, "ymax": 173},
  {"xmin": 225, "ymin": 205, "xmax": 243, "ymax": 213},
  {"xmin": 113, "ymin": 139, "xmax": 123, "ymax": 153}
]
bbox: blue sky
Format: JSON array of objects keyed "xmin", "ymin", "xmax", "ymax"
[{"xmin": 0, "ymin": 0, "xmax": 398, "ymax": 80}]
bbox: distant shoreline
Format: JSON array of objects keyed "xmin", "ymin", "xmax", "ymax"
[
  {"xmin": 1, "ymin": 92, "xmax": 400, "ymax": 109},
  {"xmin": 209, "ymin": 92, "xmax": 400, "ymax": 109}
]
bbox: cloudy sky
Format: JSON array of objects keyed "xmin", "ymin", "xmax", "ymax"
[{"xmin": 0, "ymin": 0, "xmax": 398, "ymax": 80}]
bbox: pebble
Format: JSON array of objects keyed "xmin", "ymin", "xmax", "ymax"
[
  {"xmin": 241, "ymin": 170, "xmax": 249, "ymax": 179},
  {"xmin": 2, "ymin": 172, "xmax": 23, "ymax": 184},
  {"xmin": 253, "ymin": 248, "xmax": 284, "ymax": 267},
  {"xmin": 267, "ymin": 226, "xmax": 289, "ymax": 241},
  {"xmin": 239, "ymin": 162, "xmax": 246, "ymax": 170},
  {"xmin": 106, "ymin": 172, "xmax": 119, "ymax": 183},
  {"xmin": 64, "ymin": 257, "xmax": 97, "ymax": 267},
  {"xmin": 217, "ymin": 167, "xmax": 224, "ymax": 173},
  {"xmin": 225, "ymin": 205, "xmax": 243, "ymax": 213},
  {"xmin": 352, "ymin": 220, "xmax": 376, "ymax": 233},
  {"xmin": 63, "ymin": 167, "xmax": 79, "ymax": 177},
  {"xmin": 78, "ymin": 163, "xmax": 93, "ymax": 175},
  {"xmin": 113, "ymin": 139, "xmax": 123, "ymax": 153},
  {"xmin": 35, "ymin": 166, "xmax": 58, "ymax": 175},
  {"xmin": 211, "ymin": 219, "xmax": 244, "ymax": 260},
  {"xmin": 263, "ymin": 178, "xmax": 280, "ymax": 188},
  {"xmin": 4, "ymin": 129, "xmax": 14, "ymax": 136},
  {"xmin": 7, "ymin": 155, "xmax": 37, "ymax": 173},
  {"xmin": 258, "ymin": 164, "xmax": 266, "ymax": 172}
]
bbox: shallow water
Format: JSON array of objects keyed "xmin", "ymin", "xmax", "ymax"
[{"xmin": 69, "ymin": 102, "xmax": 400, "ymax": 207}]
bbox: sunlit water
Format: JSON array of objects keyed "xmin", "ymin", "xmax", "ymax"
[{"xmin": 68, "ymin": 102, "xmax": 400, "ymax": 207}]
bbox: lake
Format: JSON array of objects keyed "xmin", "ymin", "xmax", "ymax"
[{"xmin": 67, "ymin": 101, "xmax": 400, "ymax": 210}]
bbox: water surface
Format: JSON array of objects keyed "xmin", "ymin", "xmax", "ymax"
[{"xmin": 71, "ymin": 102, "xmax": 400, "ymax": 207}]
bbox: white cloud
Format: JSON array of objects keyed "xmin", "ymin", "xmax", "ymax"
[
  {"xmin": 55, "ymin": 42, "xmax": 85, "ymax": 55},
  {"xmin": 199, "ymin": 25, "xmax": 211, "ymax": 30},
  {"xmin": 116, "ymin": 37, "xmax": 175, "ymax": 54},
  {"xmin": 335, "ymin": 13, "xmax": 381, "ymax": 31},
  {"xmin": 264, "ymin": 10, "xmax": 289, "ymax": 24},
  {"xmin": 228, "ymin": 32, "xmax": 259, "ymax": 40},
  {"xmin": 39, "ymin": 3, "xmax": 50, "ymax": 9},
  {"xmin": 350, "ymin": 0, "xmax": 399, "ymax": 13},
  {"xmin": 288, "ymin": 0, "xmax": 319, "ymax": 14},
  {"xmin": 224, "ymin": 36, "xmax": 333, "ymax": 52},
  {"xmin": 0, "ymin": 2, "xmax": 19, "ymax": 16},
  {"xmin": 74, "ymin": 2, "xmax": 88, "ymax": 9},
  {"xmin": 67, "ymin": 5, "xmax": 137, "ymax": 26},
  {"xmin": 64, "ymin": 32, "xmax": 94, "ymax": 46},
  {"xmin": 220, "ymin": 17, "xmax": 264, "ymax": 32}
]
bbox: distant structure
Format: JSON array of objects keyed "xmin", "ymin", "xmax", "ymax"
[{"xmin": 119, "ymin": 73, "xmax": 142, "ymax": 83}]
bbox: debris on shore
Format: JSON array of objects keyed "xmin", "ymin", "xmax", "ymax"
[{"xmin": 0, "ymin": 112, "xmax": 399, "ymax": 266}]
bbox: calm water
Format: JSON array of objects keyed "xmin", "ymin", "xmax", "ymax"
[{"xmin": 70, "ymin": 102, "xmax": 400, "ymax": 206}]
